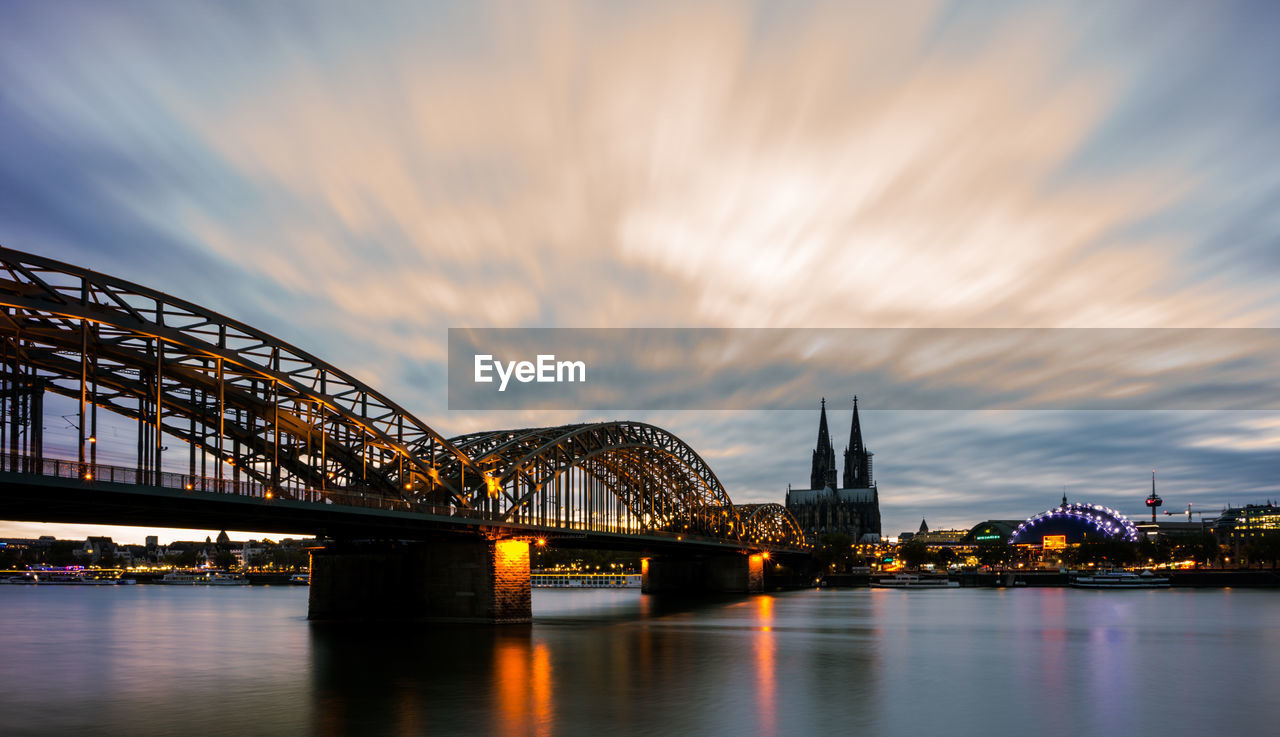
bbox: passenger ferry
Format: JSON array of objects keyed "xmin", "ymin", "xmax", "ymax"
[
  {"xmin": 531, "ymin": 571, "xmax": 641, "ymax": 588},
  {"xmin": 1070, "ymin": 571, "xmax": 1170, "ymax": 589},
  {"xmin": 156, "ymin": 570, "xmax": 249, "ymax": 586},
  {"xmin": 871, "ymin": 573, "xmax": 959, "ymax": 589},
  {"xmin": 1, "ymin": 567, "xmax": 124, "ymax": 585}
]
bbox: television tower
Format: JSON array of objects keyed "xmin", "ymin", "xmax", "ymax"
[{"xmin": 1145, "ymin": 469, "xmax": 1163, "ymax": 523}]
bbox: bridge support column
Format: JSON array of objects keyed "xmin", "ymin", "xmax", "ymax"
[
  {"xmin": 309, "ymin": 538, "xmax": 531, "ymax": 624},
  {"xmin": 641, "ymin": 553, "xmax": 764, "ymax": 595}
]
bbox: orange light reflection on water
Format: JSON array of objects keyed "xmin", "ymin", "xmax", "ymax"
[
  {"xmin": 495, "ymin": 637, "xmax": 554, "ymax": 737},
  {"xmin": 755, "ymin": 595, "xmax": 776, "ymax": 737}
]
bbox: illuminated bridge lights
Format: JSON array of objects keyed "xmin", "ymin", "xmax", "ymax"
[
  {"xmin": 1010, "ymin": 502, "xmax": 1140, "ymax": 545},
  {"xmin": 0, "ymin": 247, "xmax": 811, "ymax": 552}
]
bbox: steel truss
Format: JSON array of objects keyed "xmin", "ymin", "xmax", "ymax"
[
  {"xmin": 443, "ymin": 422, "xmax": 807, "ymax": 546},
  {"xmin": 734, "ymin": 503, "xmax": 807, "ymax": 547},
  {"xmin": 0, "ymin": 247, "xmax": 478, "ymax": 505},
  {"xmin": 0, "ymin": 247, "xmax": 807, "ymax": 548}
]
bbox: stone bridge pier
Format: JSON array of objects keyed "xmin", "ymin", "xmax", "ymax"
[
  {"xmin": 641, "ymin": 552, "xmax": 766, "ymax": 595},
  {"xmin": 308, "ymin": 538, "xmax": 531, "ymax": 624}
]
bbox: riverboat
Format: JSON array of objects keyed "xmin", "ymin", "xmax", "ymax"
[
  {"xmin": 871, "ymin": 574, "xmax": 959, "ymax": 589},
  {"xmin": 1070, "ymin": 571, "xmax": 1170, "ymax": 589},
  {"xmin": 3, "ymin": 567, "xmax": 123, "ymax": 585},
  {"xmin": 289, "ymin": 573, "xmax": 311, "ymax": 585},
  {"xmin": 531, "ymin": 571, "xmax": 641, "ymax": 588},
  {"xmin": 156, "ymin": 570, "xmax": 249, "ymax": 585},
  {"xmin": 37, "ymin": 571, "xmax": 120, "ymax": 585}
]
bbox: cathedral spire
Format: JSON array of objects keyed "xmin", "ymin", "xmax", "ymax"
[
  {"xmin": 817, "ymin": 397, "xmax": 831, "ymax": 452},
  {"xmin": 843, "ymin": 395, "xmax": 872, "ymax": 488},
  {"xmin": 810, "ymin": 398, "xmax": 837, "ymax": 489},
  {"xmin": 848, "ymin": 395, "xmax": 864, "ymax": 455}
]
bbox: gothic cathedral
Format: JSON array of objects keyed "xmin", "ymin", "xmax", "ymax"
[{"xmin": 785, "ymin": 397, "xmax": 882, "ymax": 543}]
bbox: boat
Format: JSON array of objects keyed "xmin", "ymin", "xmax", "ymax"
[
  {"xmin": 155, "ymin": 571, "xmax": 206, "ymax": 585},
  {"xmin": 6, "ymin": 567, "xmax": 121, "ymax": 585},
  {"xmin": 156, "ymin": 570, "xmax": 249, "ymax": 585},
  {"xmin": 530, "ymin": 571, "xmax": 641, "ymax": 588},
  {"xmin": 1070, "ymin": 571, "xmax": 1170, "ymax": 589},
  {"xmin": 206, "ymin": 572, "xmax": 248, "ymax": 585},
  {"xmin": 37, "ymin": 571, "xmax": 120, "ymax": 585},
  {"xmin": 289, "ymin": 573, "xmax": 311, "ymax": 585},
  {"xmin": 871, "ymin": 573, "xmax": 959, "ymax": 589}
]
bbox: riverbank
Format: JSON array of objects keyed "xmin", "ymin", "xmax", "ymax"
[{"xmin": 822, "ymin": 568, "xmax": 1280, "ymax": 588}]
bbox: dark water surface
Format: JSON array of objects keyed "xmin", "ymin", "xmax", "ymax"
[{"xmin": 1, "ymin": 586, "xmax": 1275, "ymax": 737}]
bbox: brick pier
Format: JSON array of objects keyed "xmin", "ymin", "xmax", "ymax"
[{"xmin": 309, "ymin": 538, "xmax": 531, "ymax": 624}]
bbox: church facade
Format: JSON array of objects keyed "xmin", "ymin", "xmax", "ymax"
[{"xmin": 785, "ymin": 397, "xmax": 882, "ymax": 544}]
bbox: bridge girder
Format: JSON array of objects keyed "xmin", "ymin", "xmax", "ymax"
[
  {"xmin": 442, "ymin": 422, "xmax": 808, "ymax": 547},
  {"xmin": 0, "ymin": 247, "xmax": 479, "ymax": 504},
  {"xmin": 0, "ymin": 247, "xmax": 807, "ymax": 550}
]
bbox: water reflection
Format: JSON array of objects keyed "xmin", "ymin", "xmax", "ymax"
[
  {"xmin": 494, "ymin": 637, "xmax": 553, "ymax": 737},
  {"xmin": 754, "ymin": 595, "xmax": 776, "ymax": 737},
  {"xmin": 3, "ymin": 587, "xmax": 1278, "ymax": 737}
]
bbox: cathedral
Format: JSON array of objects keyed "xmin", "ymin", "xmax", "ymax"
[{"xmin": 785, "ymin": 397, "xmax": 883, "ymax": 543}]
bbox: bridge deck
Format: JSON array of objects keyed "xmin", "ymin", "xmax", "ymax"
[{"xmin": 0, "ymin": 457, "xmax": 806, "ymax": 555}]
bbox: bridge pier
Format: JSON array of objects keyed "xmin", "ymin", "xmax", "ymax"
[
  {"xmin": 309, "ymin": 538, "xmax": 531, "ymax": 624},
  {"xmin": 641, "ymin": 553, "xmax": 764, "ymax": 595}
]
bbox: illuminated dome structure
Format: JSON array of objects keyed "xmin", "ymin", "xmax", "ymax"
[{"xmin": 1010, "ymin": 498, "xmax": 1140, "ymax": 545}]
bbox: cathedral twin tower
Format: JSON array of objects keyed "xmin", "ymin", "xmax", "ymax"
[
  {"xmin": 787, "ymin": 396, "xmax": 882, "ymax": 543},
  {"xmin": 810, "ymin": 396, "xmax": 873, "ymax": 490}
]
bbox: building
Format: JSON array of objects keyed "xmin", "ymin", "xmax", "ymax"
[
  {"xmin": 77, "ymin": 536, "xmax": 117, "ymax": 564},
  {"xmin": 964, "ymin": 520, "xmax": 1021, "ymax": 544},
  {"xmin": 1134, "ymin": 520, "xmax": 1207, "ymax": 542},
  {"xmin": 786, "ymin": 397, "xmax": 882, "ymax": 543},
  {"xmin": 1214, "ymin": 503, "xmax": 1280, "ymax": 554},
  {"xmin": 1009, "ymin": 495, "xmax": 1140, "ymax": 546},
  {"xmin": 911, "ymin": 519, "xmax": 969, "ymax": 546}
]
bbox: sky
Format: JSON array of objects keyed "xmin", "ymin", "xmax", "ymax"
[{"xmin": 2, "ymin": 0, "xmax": 1279, "ymax": 543}]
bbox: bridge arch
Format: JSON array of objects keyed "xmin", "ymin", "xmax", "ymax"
[
  {"xmin": 445, "ymin": 422, "xmax": 742, "ymax": 539},
  {"xmin": 442, "ymin": 422, "xmax": 807, "ymax": 548},
  {"xmin": 0, "ymin": 246, "xmax": 480, "ymax": 504},
  {"xmin": 0, "ymin": 247, "xmax": 806, "ymax": 551},
  {"xmin": 734, "ymin": 503, "xmax": 807, "ymax": 547}
]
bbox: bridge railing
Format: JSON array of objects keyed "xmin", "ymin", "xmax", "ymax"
[
  {"xmin": 0, "ymin": 453, "xmax": 791, "ymax": 548},
  {"xmin": 0, "ymin": 453, "xmax": 505, "ymax": 518}
]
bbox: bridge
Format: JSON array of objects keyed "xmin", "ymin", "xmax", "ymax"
[{"xmin": 0, "ymin": 246, "xmax": 809, "ymax": 623}]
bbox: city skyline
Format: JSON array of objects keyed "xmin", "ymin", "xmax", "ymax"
[{"xmin": 3, "ymin": 1, "xmax": 1280, "ymax": 542}]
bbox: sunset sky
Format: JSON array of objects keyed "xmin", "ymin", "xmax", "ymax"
[{"xmin": 2, "ymin": 1, "xmax": 1279, "ymax": 543}]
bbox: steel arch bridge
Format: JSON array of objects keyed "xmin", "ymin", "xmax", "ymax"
[
  {"xmin": 0, "ymin": 247, "xmax": 807, "ymax": 550},
  {"xmin": 442, "ymin": 422, "xmax": 802, "ymax": 545}
]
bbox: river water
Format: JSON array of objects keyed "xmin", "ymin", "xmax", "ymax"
[{"xmin": 0, "ymin": 585, "xmax": 1275, "ymax": 737}]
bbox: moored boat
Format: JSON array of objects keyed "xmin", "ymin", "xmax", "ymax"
[
  {"xmin": 157, "ymin": 570, "xmax": 249, "ymax": 585},
  {"xmin": 531, "ymin": 571, "xmax": 641, "ymax": 588},
  {"xmin": 871, "ymin": 573, "xmax": 959, "ymax": 589},
  {"xmin": 1070, "ymin": 571, "xmax": 1170, "ymax": 589},
  {"xmin": 5, "ymin": 567, "xmax": 123, "ymax": 585}
]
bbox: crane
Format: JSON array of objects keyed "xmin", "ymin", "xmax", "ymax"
[{"xmin": 1164, "ymin": 502, "xmax": 1215, "ymax": 521}]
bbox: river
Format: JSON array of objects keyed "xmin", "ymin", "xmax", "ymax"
[{"xmin": 0, "ymin": 586, "xmax": 1275, "ymax": 736}]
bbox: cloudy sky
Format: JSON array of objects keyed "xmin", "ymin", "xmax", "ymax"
[{"xmin": 2, "ymin": 0, "xmax": 1278, "ymax": 542}]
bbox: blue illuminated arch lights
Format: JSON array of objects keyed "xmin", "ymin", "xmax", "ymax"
[{"xmin": 1009, "ymin": 503, "xmax": 1140, "ymax": 545}]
